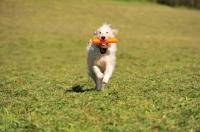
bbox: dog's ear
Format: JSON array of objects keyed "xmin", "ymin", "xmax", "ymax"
[
  {"xmin": 93, "ymin": 31, "xmax": 97, "ymax": 37},
  {"xmin": 103, "ymin": 22, "xmax": 110, "ymax": 27},
  {"xmin": 112, "ymin": 29, "xmax": 118, "ymax": 35}
]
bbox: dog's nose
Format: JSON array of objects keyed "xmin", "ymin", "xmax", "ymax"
[{"xmin": 101, "ymin": 36, "xmax": 106, "ymax": 40}]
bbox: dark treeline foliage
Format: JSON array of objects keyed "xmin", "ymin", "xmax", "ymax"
[{"xmin": 148, "ymin": 0, "xmax": 200, "ymax": 9}]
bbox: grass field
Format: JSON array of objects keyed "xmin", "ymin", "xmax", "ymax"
[{"xmin": 0, "ymin": 0, "xmax": 200, "ymax": 131}]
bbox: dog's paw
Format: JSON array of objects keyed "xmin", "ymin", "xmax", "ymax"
[
  {"xmin": 97, "ymin": 73, "xmax": 104, "ymax": 80},
  {"xmin": 95, "ymin": 85, "xmax": 103, "ymax": 91},
  {"xmin": 102, "ymin": 76, "xmax": 109, "ymax": 84}
]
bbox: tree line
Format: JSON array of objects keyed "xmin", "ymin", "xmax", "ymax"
[{"xmin": 148, "ymin": 0, "xmax": 200, "ymax": 9}]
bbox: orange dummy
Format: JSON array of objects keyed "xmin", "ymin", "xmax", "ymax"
[{"xmin": 90, "ymin": 38, "xmax": 118, "ymax": 44}]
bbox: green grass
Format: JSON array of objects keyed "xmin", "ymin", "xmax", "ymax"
[{"xmin": 0, "ymin": 0, "xmax": 200, "ymax": 131}]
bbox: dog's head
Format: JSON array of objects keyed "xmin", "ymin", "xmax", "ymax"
[{"xmin": 93, "ymin": 23, "xmax": 118, "ymax": 49}]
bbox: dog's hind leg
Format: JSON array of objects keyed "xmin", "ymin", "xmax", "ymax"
[{"xmin": 95, "ymin": 79, "xmax": 102, "ymax": 90}]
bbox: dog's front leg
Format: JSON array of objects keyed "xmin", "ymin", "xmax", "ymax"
[
  {"xmin": 93, "ymin": 66, "xmax": 103, "ymax": 79},
  {"xmin": 93, "ymin": 66, "xmax": 104, "ymax": 90},
  {"xmin": 102, "ymin": 64, "xmax": 114, "ymax": 84}
]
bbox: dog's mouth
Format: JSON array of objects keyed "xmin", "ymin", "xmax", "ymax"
[
  {"xmin": 98, "ymin": 43, "xmax": 108, "ymax": 54},
  {"xmin": 100, "ymin": 48, "xmax": 107, "ymax": 54}
]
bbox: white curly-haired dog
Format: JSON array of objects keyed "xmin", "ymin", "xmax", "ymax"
[{"xmin": 87, "ymin": 23, "xmax": 118, "ymax": 90}]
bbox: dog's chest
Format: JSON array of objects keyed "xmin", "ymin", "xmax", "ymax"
[{"xmin": 93, "ymin": 56, "xmax": 107, "ymax": 70}]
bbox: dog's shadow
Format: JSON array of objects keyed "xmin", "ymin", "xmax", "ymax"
[{"xmin": 66, "ymin": 85, "xmax": 94, "ymax": 93}]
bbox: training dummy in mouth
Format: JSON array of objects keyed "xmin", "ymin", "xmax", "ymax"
[{"xmin": 89, "ymin": 38, "xmax": 118, "ymax": 44}]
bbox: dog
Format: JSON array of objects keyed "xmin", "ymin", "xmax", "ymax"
[{"xmin": 87, "ymin": 23, "xmax": 118, "ymax": 90}]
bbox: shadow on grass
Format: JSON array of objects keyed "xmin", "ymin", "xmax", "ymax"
[{"xmin": 66, "ymin": 85, "xmax": 94, "ymax": 93}]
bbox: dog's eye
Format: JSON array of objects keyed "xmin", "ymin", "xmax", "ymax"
[
  {"xmin": 106, "ymin": 32, "xmax": 108, "ymax": 33},
  {"xmin": 99, "ymin": 32, "xmax": 101, "ymax": 34}
]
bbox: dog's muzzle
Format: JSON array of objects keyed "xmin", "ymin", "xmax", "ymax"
[
  {"xmin": 101, "ymin": 36, "xmax": 106, "ymax": 40},
  {"xmin": 98, "ymin": 37, "xmax": 108, "ymax": 54}
]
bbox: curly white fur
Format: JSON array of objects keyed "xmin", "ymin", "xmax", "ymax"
[{"xmin": 87, "ymin": 23, "xmax": 118, "ymax": 90}]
